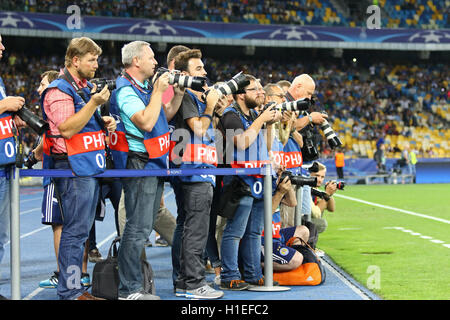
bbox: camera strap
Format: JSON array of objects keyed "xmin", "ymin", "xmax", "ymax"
[{"xmin": 59, "ymin": 68, "xmax": 106, "ymax": 131}]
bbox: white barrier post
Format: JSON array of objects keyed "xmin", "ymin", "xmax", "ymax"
[
  {"xmin": 248, "ymin": 164, "xmax": 290, "ymax": 292},
  {"xmin": 295, "ymin": 185, "xmax": 304, "ymax": 225},
  {"xmin": 9, "ymin": 166, "xmax": 21, "ymax": 300}
]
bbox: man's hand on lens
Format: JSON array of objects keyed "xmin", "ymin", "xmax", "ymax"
[
  {"xmin": 0, "ymin": 96, "xmax": 25, "ymax": 112},
  {"xmin": 277, "ymin": 175, "xmax": 292, "ymax": 195},
  {"xmin": 153, "ymin": 72, "xmax": 170, "ymax": 93},
  {"xmin": 260, "ymin": 103, "xmax": 277, "ymax": 123},
  {"xmin": 92, "ymin": 85, "xmax": 110, "ymax": 106},
  {"xmin": 325, "ymin": 181, "xmax": 337, "ymax": 196},
  {"xmin": 102, "ymin": 116, "xmax": 117, "ymax": 132},
  {"xmin": 310, "ymin": 111, "xmax": 328, "ymax": 125},
  {"xmin": 13, "ymin": 115, "xmax": 27, "ymax": 128},
  {"xmin": 206, "ymin": 88, "xmax": 220, "ymax": 108},
  {"xmin": 214, "ymin": 95, "xmax": 228, "ymax": 116}
]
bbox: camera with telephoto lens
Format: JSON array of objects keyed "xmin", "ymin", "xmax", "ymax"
[
  {"xmin": 320, "ymin": 111, "xmax": 342, "ymax": 149},
  {"xmin": 299, "ymin": 125, "xmax": 319, "ymax": 162},
  {"xmin": 261, "ymin": 97, "xmax": 314, "ymax": 113},
  {"xmin": 90, "ymin": 78, "xmax": 116, "ymax": 94},
  {"xmin": 279, "ymin": 170, "xmax": 317, "ymax": 187},
  {"xmin": 15, "ymin": 106, "xmax": 49, "ymax": 135},
  {"xmin": 213, "ymin": 71, "xmax": 250, "ymax": 98},
  {"xmin": 24, "ymin": 151, "xmax": 38, "ymax": 169},
  {"xmin": 326, "ymin": 180, "xmax": 345, "ymax": 190},
  {"xmin": 154, "ymin": 67, "xmax": 206, "ymax": 92}
]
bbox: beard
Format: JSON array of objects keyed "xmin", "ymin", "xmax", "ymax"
[
  {"xmin": 244, "ymin": 95, "xmax": 263, "ymax": 109},
  {"xmin": 78, "ymin": 69, "xmax": 95, "ymax": 80}
]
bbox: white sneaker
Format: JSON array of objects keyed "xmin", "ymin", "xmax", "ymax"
[
  {"xmin": 315, "ymin": 248, "xmax": 325, "ymax": 257},
  {"xmin": 185, "ymin": 285, "xmax": 224, "ymax": 299},
  {"xmin": 118, "ymin": 291, "xmax": 161, "ymax": 300}
]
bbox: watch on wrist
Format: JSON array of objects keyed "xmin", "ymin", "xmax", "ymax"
[{"xmin": 308, "ymin": 114, "xmax": 313, "ymax": 124}]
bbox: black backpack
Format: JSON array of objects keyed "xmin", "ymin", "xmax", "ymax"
[{"xmin": 91, "ymin": 236, "xmax": 156, "ymax": 300}]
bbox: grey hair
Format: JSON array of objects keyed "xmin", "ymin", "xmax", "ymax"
[{"xmin": 121, "ymin": 41, "xmax": 151, "ymax": 68}]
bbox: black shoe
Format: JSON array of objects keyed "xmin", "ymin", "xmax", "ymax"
[
  {"xmin": 220, "ymin": 280, "xmax": 249, "ymax": 291},
  {"xmin": 247, "ymin": 277, "xmax": 279, "ymax": 286},
  {"xmin": 0, "ymin": 294, "xmax": 9, "ymax": 300}
]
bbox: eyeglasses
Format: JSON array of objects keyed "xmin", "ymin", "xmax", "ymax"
[{"xmin": 268, "ymin": 94, "xmax": 285, "ymax": 98}]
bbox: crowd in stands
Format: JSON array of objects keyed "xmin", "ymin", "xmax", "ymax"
[
  {"xmin": 3, "ymin": 49, "xmax": 448, "ymax": 161},
  {"xmin": 2, "ymin": 0, "xmax": 448, "ymax": 29}
]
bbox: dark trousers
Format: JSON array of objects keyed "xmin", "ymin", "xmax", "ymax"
[
  {"xmin": 336, "ymin": 167, "xmax": 344, "ymax": 179},
  {"xmin": 176, "ymin": 182, "xmax": 213, "ymax": 290}
]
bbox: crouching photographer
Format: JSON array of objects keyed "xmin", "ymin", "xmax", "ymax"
[
  {"xmin": 261, "ymin": 169, "xmax": 313, "ymax": 272},
  {"xmin": 308, "ymin": 162, "xmax": 342, "ymax": 254}
]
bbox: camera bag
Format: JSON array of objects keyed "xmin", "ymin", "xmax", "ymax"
[
  {"xmin": 91, "ymin": 236, "xmax": 156, "ymax": 300},
  {"xmin": 216, "ymin": 176, "xmax": 252, "ymax": 219},
  {"xmin": 273, "ymin": 237, "xmax": 326, "ymax": 286}
]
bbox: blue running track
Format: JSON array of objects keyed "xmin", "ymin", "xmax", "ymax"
[{"xmin": 0, "ymin": 185, "xmax": 380, "ymax": 300}]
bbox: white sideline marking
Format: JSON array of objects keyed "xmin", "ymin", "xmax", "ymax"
[
  {"xmin": 334, "ymin": 194, "xmax": 450, "ymax": 225},
  {"xmin": 383, "ymin": 227, "xmax": 449, "ymax": 249}
]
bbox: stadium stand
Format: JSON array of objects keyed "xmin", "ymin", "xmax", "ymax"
[
  {"xmin": 2, "ymin": 48, "xmax": 448, "ymax": 161},
  {"xmin": 2, "ymin": 0, "xmax": 448, "ymax": 28}
]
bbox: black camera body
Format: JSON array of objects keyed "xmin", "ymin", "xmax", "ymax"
[
  {"xmin": 90, "ymin": 78, "xmax": 116, "ymax": 94},
  {"xmin": 311, "ymin": 188, "xmax": 331, "ymax": 201},
  {"xmin": 15, "ymin": 106, "xmax": 49, "ymax": 135},
  {"xmin": 24, "ymin": 151, "xmax": 38, "ymax": 169},
  {"xmin": 154, "ymin": 67, "xmax": 206, "ymax": 92},
  {"xmin": 299, "ymin": 125, "xmax": 319, "ymax": 162},
  {"xmin": 279, "ymin": 170, "xmax": 317, "ymax": 187}
]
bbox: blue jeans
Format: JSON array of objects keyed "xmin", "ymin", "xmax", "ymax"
[
  {"xmin": 53, "ymin": 160, "xmax": 99, "ymax": 300},
  {"xmin": 0, "ymin": 171, "xmax": 10, "ymax": 264},
  {"xmin": 117, "ymin": 155, "xmax": 164, "ymax": 296},
  {"xmin": 220, "ymin": 195, "xmax": 264, "ymax": 283}
]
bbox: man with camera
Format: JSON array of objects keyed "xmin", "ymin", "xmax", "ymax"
[
  {"xmin": 168, "ymin": 49, "xmax": 224, "ymax": 299},
  {"xmin": 41, "ymin": 37, "xmax": 114, "ymax": 300},
  {"xmin": 310, "ymin": 162, "xmax": 337, "ymax": 238},
  {"xmin": 218, "ymin": 74, "xmax": 277, "ymax": 290},
  {"xmin": 0, "ymin": 35, "xmax": 26, "ymax": 299},
  {"xmin": 110, "ymin": 41, "xmax": 181, "ymax": 300}
]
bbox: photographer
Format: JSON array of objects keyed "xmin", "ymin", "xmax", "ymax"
[
  {"xmin": 41, "ymin": 37, "xmax": 113, "ymax": 300},
  {"xmin": 261, "ymin": 171, "xmax": 311, "ymax": 272},
  {"xmin": 110, "ymin": 41, "xmax": 175, "ymax": 301},
  {"xmin": 218, "ymin": 74, "xmax": 277, "ymax": 290},
  {"xmin": 310, "ymin": 162, "xmax": 337, "ymax": 240},
  {"xmin": 169, "ymin": 49, "xmax": 224, "ymax": 299},
  {"xmin": 0, "ymin": 35, "xmax": 26, "ymax": 300}
]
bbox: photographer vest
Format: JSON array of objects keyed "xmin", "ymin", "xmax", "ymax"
[
  {"xmin": 170, "ymin": 89, "xmax": 217, "ymax": 186},
  {"xmin": 222, "ymin": 104, "xmax": 270, "ymax": 199},
  {"xmin": 41, "ymin": 78, "xmax": 106, "ymax": 178},
  {"xmin": 261, "ymin": 208, "xmax": 282, "ymax": 240},
  {"xmin": 109, "ymin": 73, "xmax": 170, "ymax": 170},
  {"xmin": 0, "ymin": 77, "xmax": 17, "ymax": 166},
  {"xmin": 284, "ymin": 137, "xmax": 303, "ymax": 175}
]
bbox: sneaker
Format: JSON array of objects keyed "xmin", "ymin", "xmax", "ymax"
[
  {"xmin": 118, "ymin": 291, "xmax": 161, "ymax": 300},
  {"xmin": 144, "ymin": 239, "xmax": 153, "ymax": 247},
  {"xmin": 155, "ymin": 238, "xmax": 168, "ymax": 247},
  {"xmin": 247, "ymin": 277, "xmax": 279, "ymax": 287},
  {"xmin": 214, "ymin": 275, "xmax": 221, "ymax": 286},
  {"xmin": 174, "ymin": 287, "xmax": 186, "ymax": 297},
  {"xmin": 220, "ymin": 279, "xmax": 249, "ymax": 291},
  {"xmin": 185, "ymin": 285, "xmax": 224, "ymax": 299},
  {"xmin": 88, "ymin": 248, "xmax": 104, "ymax": 263},
  {"xmin": 81, "ymin": 273, "xmax": 91, "ymax": 287},
  {"xmin": 39, "ymin": 271, "xmax": 59, "ymax": 289}
]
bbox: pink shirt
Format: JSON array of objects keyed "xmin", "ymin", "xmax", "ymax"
[{"xmin": 43, "ymin": 69, "xmax": 88, "ymax": 154}]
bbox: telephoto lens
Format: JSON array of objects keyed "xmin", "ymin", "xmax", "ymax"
[
  {"xmin": 279, "ymin": 170, "xmax": 317, "ymax": 187},
  {"xmin": 336, "ymin": 181, "xmax": 345, "ymax": 190},
  {"xmin": 15, "ymin": 106, "xmax": 49, "ymax": 135},
  {"xmin": 91, "ymin": 78, "xmax": 116, "ymax": 93},
  {"xmin": 214, "ymin": 71, "xmax": 250, "ymax": 98},
  {"xmin": 320, "ymin": 112, "xmax": 342, "ymax": 149},
  {"xmin": 169, "ymin": 72, "xmax": 206, "ymax": 91}
]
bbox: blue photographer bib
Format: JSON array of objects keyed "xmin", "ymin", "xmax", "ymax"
[{"xmin": 0, "ymin": 77, "xmax": 17, "ymax": 166}]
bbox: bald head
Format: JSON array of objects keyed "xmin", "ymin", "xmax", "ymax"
[{"xmin": 288, "ymin": 74, "xmax": 315, "ymax": 100}]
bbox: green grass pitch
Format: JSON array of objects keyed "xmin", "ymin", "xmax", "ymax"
[{"xmin": 317, "ymin": 183, "xmax": 450, "ymax": 300}]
